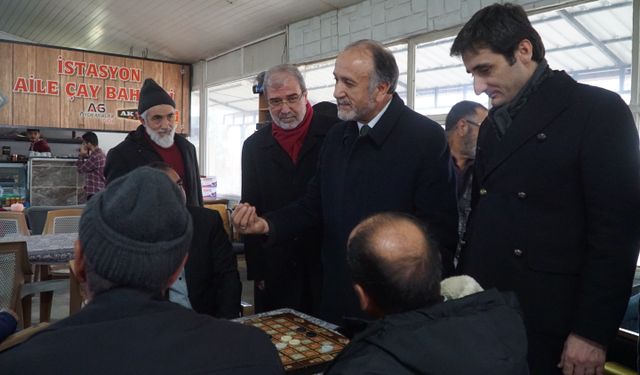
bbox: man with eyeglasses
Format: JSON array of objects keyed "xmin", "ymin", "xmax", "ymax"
[
  {"xmin": 234, "ymin": 40, "xmax": 458, "ymax": 326},
  {"xmin": 241, "ymin": 64, "xmax": 338, "ymax": 315},
  {"xmin": 444, "ymin": 101, "xmax": 487, "ymax": 263}
]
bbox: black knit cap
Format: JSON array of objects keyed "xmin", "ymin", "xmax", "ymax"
[
  {"xmin": 138, "ymin": 78, "xmax": 175, "ymax": 115},
  {"xmin": 79, "ymin": 167, "xmax": 192, "ymax": 292}
]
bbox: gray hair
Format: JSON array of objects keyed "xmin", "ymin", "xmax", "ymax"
[
  {"xmin": 344, "ymin": 39, "xmax": 399, "ymax": 94},
  {"xmin": 263, "ymin": 64, "xmax": 307, "ymax": 97},
  {"xmin": 139, "ymin": 110, "xmax": 148, "ymax": 123}
]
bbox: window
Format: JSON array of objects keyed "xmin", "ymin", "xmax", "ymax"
[
  {"xmin": 414, "ymin": 36, "xmax": 488, "ymax": 117},
  {"xmin": 413, "ymin": 0, "xmax": 633, "ymax": 118},
  {"xmin": 206, "ymin": 79, "xmax": 258, "ymax": 198},
  {"xmin": 530, "ymin": 0, "xmax": 633, "ymax": 103},
  {"xmin": 299, "ymin": 58, "xmax": 336, "ymax": 105}
]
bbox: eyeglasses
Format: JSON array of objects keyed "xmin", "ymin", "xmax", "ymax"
[
  {"xmin": 268, "ymin": 93, "xmax": 304, "ymax": 108},
  {"xmin": 464, "ymin": 119, "xmax": 482, "ymax": 127}
]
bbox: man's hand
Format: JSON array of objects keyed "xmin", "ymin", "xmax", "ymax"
[
  {"xmin": 79, "ymin": 144, "xmax": 89, "ymax": 157},
  {"xmin": 558, "ymin": 333, "xmax": 606, "ymax": 375},
  {"xmin": 232, "ymin": 203, "xmax": 269, "ymax": 235}
]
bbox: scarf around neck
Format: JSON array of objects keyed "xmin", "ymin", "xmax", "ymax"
[
  {"xmin": 272, "ymin": 101, "xmax": 314, "ymax": 165},
  {"xmin": 489, "ymin": 59, "xmax": 553, "ymax": 139}
]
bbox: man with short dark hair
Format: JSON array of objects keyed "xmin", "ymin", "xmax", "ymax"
[
  {"xmin": 324, "ymin": 212, "xmax": 528, "ymax": 375},
  {"xmin": 76, "ymin": 131, "xmax": 106, "ymax": 201},
  {"xmin": 451, "ymin": 3, "xmax": 640, "ymax": 374},
  {"xmin": 234, "ymin": 40, "xmax": 458, "ymax": 325},
  {"xmin": 26, "ymin": 128, "xmax": 51, "ymax": 153},
  {"xmin": 0, "ymin": 167, "xmax": 282, "ymax": 374},
  {"xmin": 242, "ymin": 64, "xmax": 336, "ymax": 315},
  {"xmin": 444, "ymin": 101, "xmax": 487, "ymax": 260},
  {"xmin": 104, "ymin": 78, "xmax": 203, "ymax": 206}
]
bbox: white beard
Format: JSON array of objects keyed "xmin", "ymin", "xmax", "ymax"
[{"xmin": 145, "ymin": 125, "xmax": 175, "ymax": 148}]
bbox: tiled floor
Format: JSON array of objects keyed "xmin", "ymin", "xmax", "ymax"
[{"xmin": 34, "ymin": 255, "xmax": 253, "ymax": 324}]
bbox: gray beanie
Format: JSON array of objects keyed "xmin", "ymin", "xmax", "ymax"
[{"xmin": 79, "ymin": 166, "xmax": 193, "ymax": 292}]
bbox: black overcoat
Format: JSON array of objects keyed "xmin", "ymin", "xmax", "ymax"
[
  {"xmin": 185, "ymin": 206, "xmax": 241, "ymax": 319},
  {"xmin": 266, "ymin": 94, "xmax": 458, "ymax": 324},
  {"xmin": 460, "ymin": 71, "xmax": 640, "ymax": 369},
  {"xmin": 241, "ymin": 113, "xmax": 336, "ymax": 313},
  {"xmin": 104, "ymin": 124, "xmax": 203, "ymax": 206}
]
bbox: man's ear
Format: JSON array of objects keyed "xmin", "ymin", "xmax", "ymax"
[
  {"xmin": 73, "ymin": 239, "xmax": 87, "ymax": 283},
  {"xmin": 166, "ymin": 254, "xmax": 189, "ymax": 288},
  {"xmin": 515, "ymin": 39, "xmax": 534, "ymax": 64},
  {"xmin": 354, "ymin": 283, "xmax": 372, "ymax": 313},
  {"xmin": 455, "ymin": 119, "xmax": 467, "ymax": 136},
  {"xmin": 374, "ymin": 81, "xmax": 391, "ymax": 102}
]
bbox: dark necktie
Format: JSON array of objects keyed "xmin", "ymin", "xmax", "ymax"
[{"xmin": 359, "ymin": 124, "xmax": 370, "ymax": 137}]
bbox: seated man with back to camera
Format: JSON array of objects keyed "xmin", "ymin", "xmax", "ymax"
[
  {"xmin": 324, "ymin": 212, "xmax": 529, "ymax": 375},
  {"xmin": 150, "ymin": 161, "xmax": 241, "ymax": 319},
  {"xmin": 0, "ymin": 167, "xmax": 282, "ymax": 375}
]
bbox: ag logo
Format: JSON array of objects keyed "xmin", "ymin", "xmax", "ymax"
[
  {"xmin": 117, "ymin": 108, "xmax": 138, "ymax": 120},
  {"xmin": 87, "ymin": 103, "xmax": 106, "ymax": 112}
]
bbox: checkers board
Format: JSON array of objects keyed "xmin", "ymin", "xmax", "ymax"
[{"xmin": 240, "ymin": 312, "xmax": 349, "ymax": 374}]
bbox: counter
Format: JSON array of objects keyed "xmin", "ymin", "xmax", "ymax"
[{"xmin": 28, "ymin": 158, "xmax": 84, "ymax": 206}]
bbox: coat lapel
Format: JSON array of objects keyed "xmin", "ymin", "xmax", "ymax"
[
  {"xmin": 480, "ymin": 72, "xmax": 577, "ymax": 181},
  {"xmin": 298, "ymin": 116, "xmax": 329, "ymax": 162}
]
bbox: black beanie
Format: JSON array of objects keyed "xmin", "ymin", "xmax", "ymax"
[
  {"xmin": 79, "ymin": 167, "xmax": 193, "ymax": 292},
  {"xmin": 138, "ymin": 78, "xmax": 175, "ymax": 115}
]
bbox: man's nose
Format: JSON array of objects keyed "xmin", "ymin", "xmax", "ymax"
[
  {"xmin": 333, "ymin": 82, "xmax": 344, "ymax": 99},
  {"xmin": 473, "ymin": 77, "xmax": 487, "ymax": 95}
]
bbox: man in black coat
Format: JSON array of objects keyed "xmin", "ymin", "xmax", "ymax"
[
  {"xmin": 324, "ymin": 212, "xmax": 528, "ymax": 375},
  {"xmin": 451, "ymin": 4, "xmax": 640, "ymax": 374},
  {"xmin": 151, "ymin": 162, "xmax": 241, "ymax": 319},
  {"xmin": 0, "ymin": 168, "xmax": 282, "ymax": 374},
  {"xmin": 104, "ymin": 78, "xmax": 203, "ymax": 207},
  {"xmin": 233, "ymin": 40, "xmax": 458, "ymax": 325},
  {"xmin": 241, "ymin": 64, "xmax": 337, "ymax": 314}
]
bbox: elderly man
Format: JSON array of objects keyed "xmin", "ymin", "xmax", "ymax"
[
  {"xmin": 234, "ymin": 40, "xmax": 458, "ymax": 325},
  {"xmin": 324, "ymin": 212, "xmax": 528, "ymax": 375},
  {"xmin": 0, "ymin": 167, "xmax": 282, "ymax": 374},
  {"xmin": 444, "ymin": 101, "xmax": 487, "ymax": 260},
  {"xmin": 104, "ymin": 78, "xmax": 203, "ymax": 206},
  {"xmin": 451, "ymin": 3, "xmax": 640, "ymax": 374},
  {"xmin": 242, "ymin": 64, "xmax": 337, "ymax": 315}
]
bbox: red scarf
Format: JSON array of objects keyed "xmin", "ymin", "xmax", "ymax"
[{"xmin": 271, "ymin": 102, "xmax": 313, "ymax": 165}]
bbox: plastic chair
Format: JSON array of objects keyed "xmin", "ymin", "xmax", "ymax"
[
  {"xmin": 0, "ymin": 241, "xmax": 67, "ymax": 327},
  {"xmin": 36, "ymin": 208, "xmax": 83, "ymax": 322},
  {"xmin": 42, "ymin": 209, "xmax": 83, "ymax": 235},
  {"xmin": 0, "ymin": 242, "xmax": 30, "ymax": 320},
  {"xmin": 0, "ymin": 212, "xmax": 30, "ymax": 237},
  {"xmin": 24, "ymin": 205, "xmax": 84, "ymax": 235}
]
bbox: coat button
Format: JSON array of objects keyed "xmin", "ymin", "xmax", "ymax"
[
  {"xmin": 517, "ymin": 191, "xmax": 527, "ymax": 199},
  {"xmin": 479, "ymin": 188, "xmax": 488, "ymax": 196},
  {"xmin": 513, "ymin": 249, "xmax": 524, "ymax": 257},
  {"xmin": 536, "ymin": 133, "xmax": 547, "ymax": 141}
]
